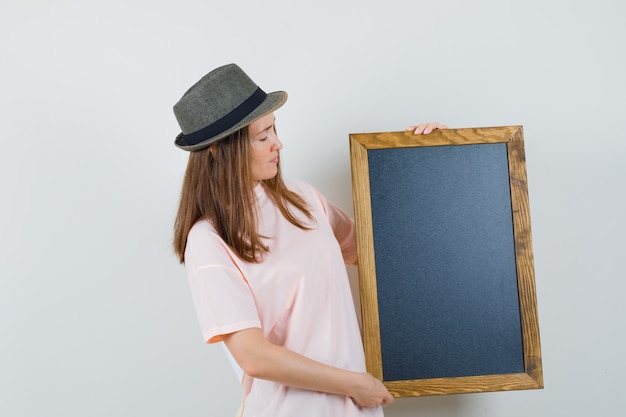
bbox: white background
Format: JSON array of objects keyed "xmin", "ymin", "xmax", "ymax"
[{"xmin": 1, "ymin": 0, "xmax": 624, "ymax": 416}]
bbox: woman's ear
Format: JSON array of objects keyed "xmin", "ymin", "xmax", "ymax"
[{"xmin": 208, "ymin": 144, "xmax": 216, "ymax": 157}]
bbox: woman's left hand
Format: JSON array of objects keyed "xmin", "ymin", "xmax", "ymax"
[{"xmin": 405, "ymin": 123, "xmax": 448, "ymax": 135}]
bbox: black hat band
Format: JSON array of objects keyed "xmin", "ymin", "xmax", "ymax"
[{"xmin": 182, "ymin": 87, "xmax": 267, "ymax": 146}]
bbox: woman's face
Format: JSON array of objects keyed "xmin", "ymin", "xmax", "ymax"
[{"xmin": 248, "ymin": 112, "xmax": 283, "ymax": 181}]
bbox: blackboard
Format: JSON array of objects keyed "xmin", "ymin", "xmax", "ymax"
[{"xmin": 349, "ymin": 127, "xmax": 543, "ymax": 397}]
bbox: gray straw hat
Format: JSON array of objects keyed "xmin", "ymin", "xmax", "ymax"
[{"xmin": 173, "ymin": 64, "xmax": 287, "ymax": 151}]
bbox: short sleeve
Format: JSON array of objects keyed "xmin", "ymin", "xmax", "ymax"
[
  {"xmin": 185, "ymin": 221, "xmax": 262, "ymax": 344},
  {"xmin": 300, "ymin": 182, "xmax": 357, "ymax": 266}
]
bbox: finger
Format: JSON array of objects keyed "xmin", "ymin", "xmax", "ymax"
[
  {"xmin": 379, "ymin": 395, "xmax": 394, "ymax": 407},
  {"xmin": 423, "ymin": 123, "xmax": 448, "ymax": 134},
  {"xmin": 411, "ymin": 124, "xmax": 427, "ymax": 135},
  {"xmin": 406, "ymin": 123, "xmax": 445, "ymax": 135}
]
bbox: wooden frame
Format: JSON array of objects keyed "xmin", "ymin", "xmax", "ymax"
[{"xmin": 349, "ymin": 126, "xmax": 543, "ymax": 397}]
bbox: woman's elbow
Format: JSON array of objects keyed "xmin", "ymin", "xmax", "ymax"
[
  {"xmin": 239, "ymin": 360, "xmax": 265, "ymax": 378},
  {"xmin": 222, "ymin": 329, "xmax": 273, "ymax": 378}
]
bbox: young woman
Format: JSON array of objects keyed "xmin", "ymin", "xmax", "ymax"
[{"xmin": 172, "ymin": 63, "xmax": 446, "ymax": 417}]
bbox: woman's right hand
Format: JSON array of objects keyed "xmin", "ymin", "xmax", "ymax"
[{"xmin": 350, "ymin": 372, "xmax": 395, "ymax": 408}]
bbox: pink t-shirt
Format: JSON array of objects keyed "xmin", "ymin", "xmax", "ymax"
[{"xmin": 185, "ymin": 180, "xmax": 383, "ymax": 417}]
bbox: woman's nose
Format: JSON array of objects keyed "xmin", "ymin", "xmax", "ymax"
[{"xmin": 271, "ymin": 133, "xmax": 283, "ymax": 151}]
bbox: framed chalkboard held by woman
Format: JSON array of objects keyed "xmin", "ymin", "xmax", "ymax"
[{"xmin": 349, "ymin": 126, "xmax": 543, "ymax": 397}]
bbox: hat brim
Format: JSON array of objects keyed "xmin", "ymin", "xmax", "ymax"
[{"xmin": 174, "ymin": 91, "xmax": 288, "ymax": 151}]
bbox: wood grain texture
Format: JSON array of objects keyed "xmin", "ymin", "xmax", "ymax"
[
  {"xmin": 350, "ymin": 126, "xmax": 520, "ymax": 150},
  {"xmin": 385, "ymin": 373, "xmax": 541, "ymax": 398},
  {"xmin": 349, "ymin": 127, "xmax": 543, "ymax": 397},
  {"xmin": 349, "ymin": 136, "xmax": 383, "ymax": 379},
  {"xmin": 507, "ymin": 128, "xmax": 544, "ymax": 387}
]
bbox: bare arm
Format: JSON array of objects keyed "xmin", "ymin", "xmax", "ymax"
[{"xmin": 222, "ymin": 327, "xmax": 394, "ymax": 408}]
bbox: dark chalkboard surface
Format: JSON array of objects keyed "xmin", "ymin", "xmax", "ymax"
[
  {"xmin": 369, "ymin": 143, "xmax": 523, "ymax": 381},
  {"xmin": 350, "ymin": 127, "xmax": 542, "ymax": 397}
]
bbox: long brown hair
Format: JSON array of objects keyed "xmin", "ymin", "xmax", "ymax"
[{"xmin": 173, "ymin": 126, "xmax": 314, "ymax": 263}]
